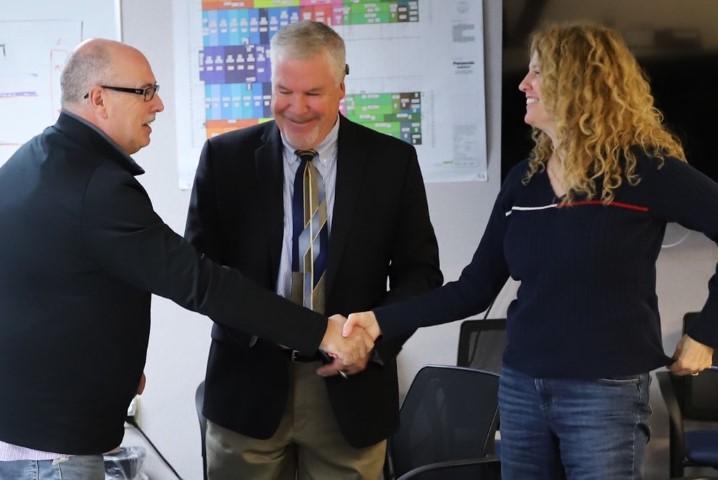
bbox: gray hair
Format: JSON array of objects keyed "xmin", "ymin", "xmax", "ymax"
[
  {"xmin": 270, "ymin": 20, "xmax": 347, "ymax": 83},
  {"xmin": 60, "ymin": 40, "xmax": 115, "ymax": 107}
]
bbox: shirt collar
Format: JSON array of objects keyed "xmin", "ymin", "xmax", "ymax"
[{"xmin": 282, "ymin": 116, "xmax": 339, "ymax": 167}]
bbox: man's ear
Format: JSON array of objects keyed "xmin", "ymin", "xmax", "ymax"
[
  {"xmin": 86, "ymin": 87, "xmax": 104, "ymax": 107},
  {"xmin": 86, "ymin": 86, "xmax": 109, "ymax": 117}
]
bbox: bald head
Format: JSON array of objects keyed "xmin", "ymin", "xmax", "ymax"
[
  {"xmin": 59, "ymin": 38, "xmax": 164, "ymax": 155},
  {"xmin": 60, "ymin": 38, "xmax": 146, "ymax": 111}
]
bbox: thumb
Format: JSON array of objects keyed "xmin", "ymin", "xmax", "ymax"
[{"xmin": 343, "ymin": 314, "xmax": 362, "ymax": 337}]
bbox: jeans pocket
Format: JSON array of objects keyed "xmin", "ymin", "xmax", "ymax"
[{"xmin": 597, "ymin": 374, "xmax": 642, "ymax": 386}]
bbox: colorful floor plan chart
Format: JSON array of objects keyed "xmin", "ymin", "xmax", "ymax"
[
  {"xmin": 345, "ymin": 91, "xmax": 422, "ymax": 145},
  {"xmin": 174, "ymin": 0, "xmax": 487, "ymax": 186},
  {"xmin": 199, "ymin": 2, "xmax": 422, "ymax": 140}
]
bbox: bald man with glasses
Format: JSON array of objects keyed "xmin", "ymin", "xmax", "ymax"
[{"xmin": 0, "ymin": 38, "xmax": 372, "ymax": 480}]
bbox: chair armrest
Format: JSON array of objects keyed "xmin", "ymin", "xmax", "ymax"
[{"xmin": 396, "ymin": 456, "xmax": 501, "ymax": 480}]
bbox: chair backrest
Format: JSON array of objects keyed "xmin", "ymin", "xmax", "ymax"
[
  {"xmin": 195, "ymin": 381, "xmax": 208, "ymax": 480},
  {"xmin": 396, "ymin": 457, "xmax": 501, "ymax": 480},
  {"xmin": 656, "ymin": 371, "xmax": 687, "ymax": 477},
  {"xmin": 389, "ymin": 365, "xmax": 500, "ymax": 478},
  {"xmin": 680, "ymin": 312, "xmax": 718, "ymax": 420},
  {"xmin": 456, "ymin": 318, "xmax": 507, "ymax": 374}
]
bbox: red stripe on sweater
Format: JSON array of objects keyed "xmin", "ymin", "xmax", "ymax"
[{"xmin": 559, "ymin": 200, "xmax": 649, "ymax": 212}]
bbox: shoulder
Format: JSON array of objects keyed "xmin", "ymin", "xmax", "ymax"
[
  {"xmin": 505, "ymin": 158, "xmax": 531, "ymax": 184},
  {"xmin": 625, "ymin": 149, "xmax": 718, "ymax": 202},
  {"xmin": 494, "ymin": 158, "xmax": 536, "ymax": 214},
  {"xmin": 500, "ymin": 159, "xmax": 531, "ymax": 195},
  {"xmin": 632, "ymin": 150, "xmax": 697, "ymax": 181},
  {"xmin": 206, "ymin": 121, "xmax": 277, "ymax": 150}
]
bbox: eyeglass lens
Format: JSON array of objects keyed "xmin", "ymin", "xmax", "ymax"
[{"xmin": 144, "ymin": 85, "xmax": 159, "ymax": 101}]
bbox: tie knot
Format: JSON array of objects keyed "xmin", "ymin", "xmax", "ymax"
[{"xmin": 295, "ymin": 149, "xmax": 318, "ymax": 164}]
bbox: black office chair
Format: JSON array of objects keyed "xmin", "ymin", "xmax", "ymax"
[
  {"xmin": 456, "ymin": 318, "xmax": 507, "ymax": 374},
  {"xmin": 680, "ymin": 313, "xmax": 718, "ymax": 421},
  {"xmin": 456, "ymin": 318, "xmax": 507, "ymax": 459},
  {"xmin": 195, "ymin": 380, "xmax": 208, "ymax": 480},
  {"xmin": 658, "ymin": 312, "xmax": 718, "ymax": 479},
  {"xmin": 386, "ymin": 365, "xmax": 501, "ymax": 479},
  {"xmin": 396, "ymin": 457, "xmax": 502, "ymax": 480},
  {"xmin": 656, "ymin": 371, "xmax": 718, "ymax": 478}
]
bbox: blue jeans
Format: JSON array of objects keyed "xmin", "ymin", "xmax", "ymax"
[
  {"xmin": 0, "ymin": 455, "xmax": 105, "ymax": 480},
  {"xmin": 498, "ymin": 366, "xmax": 652, "ymax": 480}
]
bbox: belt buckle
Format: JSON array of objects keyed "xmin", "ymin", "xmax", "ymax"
[{"xmin": 290, "ymin": 350, "xmax": 300, "ymax": 363}]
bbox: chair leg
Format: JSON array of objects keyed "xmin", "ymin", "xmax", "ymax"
[{"xmin": 383, "ymin": 446, "xmax": 395, "ymax": 480}]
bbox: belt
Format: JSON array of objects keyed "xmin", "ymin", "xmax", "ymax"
[{"xmin": 282, "ymin": 349, "xmax": 324, "ymax": 363}]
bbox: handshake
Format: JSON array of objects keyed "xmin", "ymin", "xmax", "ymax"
[{"xmin": 316, "ymin": 312, "xmax": 383, "ymax": 378}]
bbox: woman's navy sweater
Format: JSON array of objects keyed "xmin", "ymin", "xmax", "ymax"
[{"xmin": 377, "ymin": 154, "xmax": 718, "ymax": 378}]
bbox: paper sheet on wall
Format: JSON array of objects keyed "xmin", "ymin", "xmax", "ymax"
[
  {"xmin": 0, "ymin": 21, "xmax": 81, "ymax": 167},
  {"xmin": 174, "ymin": 0, "xmax": 487, "ymax": 189},
  {"xmin": 0, "ymin": 0, "xmax": 121, "ymax": 168}
]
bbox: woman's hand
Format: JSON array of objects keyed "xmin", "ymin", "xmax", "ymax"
[{"xmin": 343, "ymin": 311, "xmax": 382, "ymax": 341}]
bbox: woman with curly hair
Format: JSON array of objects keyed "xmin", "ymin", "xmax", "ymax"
[{"xmin": 344, "ymin": 22, "xmax": 718, "ymax": 479}]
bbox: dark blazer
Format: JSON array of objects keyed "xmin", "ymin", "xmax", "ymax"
[
  {"xmin": 0, "ymin": 112, "xmax": 328, "ymax": 454},
  {"xmin": 185, "ymin": 115, "xmax": 442, "ymax": 448}
]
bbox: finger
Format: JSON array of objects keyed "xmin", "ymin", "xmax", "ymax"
[
  {"xmin": 329, "ymin": 313, "xmax": 347, "ymax": 324},
  {"xmin": 344, "ymin": 312, "xmax": 372, "ymax": 337},
  {"xmin": 316, "ymin": 357, "xmax": 349, "ymax": 377},
  {"xmin": 669, "ymin": 361, "xmax": 696, "ymax": 376},
  {"xmin": 343, "ymin": 333, "xmax": 364, "ymax": 362},
  {"xmin": 342, "ymin": 318, "xmax": 358, "ymax": 337},
  {"xmin": 316, "ymin": 364, "xmax": 343, "ymax": 377},
  {"xmin": 361, "ymin": 330, "xmax": 374, "ymax": 351},
  {"xmin": 668, "ymin": 360, "xmax": 686, "ymax": 374},
  {"xmin": 137, "ymin": 373, "xmax": 147, "ymax": 395},
  {"xmin": 338, "ymin": 342, "xmax": 357, "ymax": 365},
  {"xmin": 355, "ymin": 334, "xmax": 369, "ymax": 360}
]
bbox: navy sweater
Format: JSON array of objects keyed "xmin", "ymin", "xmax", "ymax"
[{"xmin": 377, "ymin": 154, "xmax": 718, "ymax": 378}]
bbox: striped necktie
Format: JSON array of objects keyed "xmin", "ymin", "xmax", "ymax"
[{"xmin": 291, "ymin": 149, "xmax": 328, "ymax": 313}]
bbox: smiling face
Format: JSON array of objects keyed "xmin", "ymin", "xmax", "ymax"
[
  {"xmin": 518, "ymin": 51, "xmax": 556, "ymax": 141},
  {"xmin": 270, "ymin": 51, "xmax": 345, "ymax": 151}
]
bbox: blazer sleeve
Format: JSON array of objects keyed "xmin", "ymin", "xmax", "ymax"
[
  {"xmin": 374, "ymin": 144, "xmax": 443, "ymax": 360},
  {"xmin": 80, "ymin": 160, "xmax": 327, "ymax": 354},
  {"xmin": 184, "ymin": 138, "xmax": 223, "ymax": 260}
]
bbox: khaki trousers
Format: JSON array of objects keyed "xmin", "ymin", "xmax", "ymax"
[{"xmin": 206, "ymin": 361, "xmax": 386, "ymax": 480}]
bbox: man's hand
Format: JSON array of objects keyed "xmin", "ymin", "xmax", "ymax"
[
  {"xmin": 137, "ymin": 372, "xmax": 146, "ymax": 395},
  {"xmin": 320, "ymin": 314, "xmax": 374, "ymax": 365},
  {"xmin": 316, "ymin": 353, "xmax": 370, "ymax": 378},
  {"xmin": 343, "ymin": 311, "xmax": 382, "ymax": 341},
  {"xmin": 669, "ymin": 334, "xmax": 714, "ymax": 376}
]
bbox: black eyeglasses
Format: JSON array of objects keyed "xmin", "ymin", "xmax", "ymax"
[{"xmin": 83, "ymin": 83, "xmax": 160, "ymax": 102}]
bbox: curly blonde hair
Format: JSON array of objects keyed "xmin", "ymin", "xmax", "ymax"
[{"xmin": 523, "ymin": 22, "xmax": 685, "ymax": 203}]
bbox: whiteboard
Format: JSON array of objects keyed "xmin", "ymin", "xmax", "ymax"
[{"xmin": 0, "ymin": 0, "xmax": 122, "ymax": 166}]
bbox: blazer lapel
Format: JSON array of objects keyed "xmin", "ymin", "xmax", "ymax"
[
  {"xmin": 325, "ymin": 117, "xmax": 367, "ymax": 294},
  {"xmin": 255, "ymin": 124, "xmax": 285, "ymax": 286}
]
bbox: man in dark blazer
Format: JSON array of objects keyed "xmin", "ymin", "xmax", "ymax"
[
  {"xmin": 185, "ymin": 21, "xmax": 442, "ymax": 479},
  {"xmin": 0, "ymin": 38, "xmax": 369, "ymax": 480}
]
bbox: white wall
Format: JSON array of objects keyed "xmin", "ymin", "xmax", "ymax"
[
  {"xmin": 120, "ymin": 2, "xmax": 211, "ymax": 479},
  {"xmin": 120, "ymin": 1, "xmax": 717, "ymax": 479}
]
